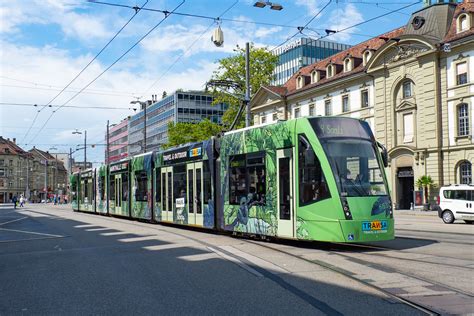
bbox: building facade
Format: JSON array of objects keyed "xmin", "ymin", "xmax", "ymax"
[
  {"xmin": 0, "ymin": 137, "xmax": 31, "ymax": 203},
  {"xmin": 128, "ymin": 91, "xmax": 226, "ymax": 155},
  {"xmin": 29, "ymin": 148, "xmax": 68, "ymax": 202},
  {"xmin": 106, "ymin": 117, "xmax": 129, "ymax": 164},
  {"xmin": 251, "ymin": 0, "xmax": 473, "ymax": 209},
  {"xmin": 273, "ymin": 38, "xmax": 351, "ymax": 86}
]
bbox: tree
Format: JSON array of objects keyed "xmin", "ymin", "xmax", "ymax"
[
  {"xmin": 164, "ymin": 119, "xmax": 223, "ymax": 149},
  {"xmin": 210, "ymin": 43, "xmax": 278, "ymax": 129},
  {"xmin": 416, "ymin": 175, "xmax": 435, "ymax": 205}
]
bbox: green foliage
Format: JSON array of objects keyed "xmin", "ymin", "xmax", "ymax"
[
  {"xmin": 416, "ymin": 175, "xmax": 435, "ymax": 204},
  {"xmin": 164, "ymin": 119, "xmax": 223, "ymax": 148},
  {"xmin": 210, "ymin": 44, "xmax": 278, "ymax": 129}
]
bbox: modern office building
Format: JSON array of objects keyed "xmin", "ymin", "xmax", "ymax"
[
  {"xmin": 272, "ymin": 38, "xmax": 351, "ymax": 86},
  {"xmin": 106, "ymin": 118, "xmax": 129, "ymax": 164},
  {"xmin": 128, "ymin": 91, "xmax": 226, "ymax": 155}
]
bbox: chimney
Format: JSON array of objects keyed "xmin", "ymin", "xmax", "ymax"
[{"xmin": 12, "ymin": 138, "xmax": 16, "ymax": 144}]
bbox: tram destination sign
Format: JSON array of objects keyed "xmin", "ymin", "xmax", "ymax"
[
  {"xmin": 163, "ymin": 145, "xmax": 202, "ymax": 165},
  {"xmin": 310, "ymin": 117, "xmax": 373, "ymax": 140},
  {"xmin": 110, "ymin": 161, "xmax": 129, "ymax": 172}
]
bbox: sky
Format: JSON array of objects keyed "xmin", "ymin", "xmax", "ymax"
[{"xmin": 0, "ymin": 0, "xmax": 424, "ymax": 165}]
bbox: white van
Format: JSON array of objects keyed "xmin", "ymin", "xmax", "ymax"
[{"xmin": 437, "ymin": 185, "xmax": 474, "ymax": 224}]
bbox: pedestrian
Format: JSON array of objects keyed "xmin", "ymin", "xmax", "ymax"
[
  {"xmin": 19, "ymin": 195, "xmax": 25, "ymax": 207},
  {"xmin": 64, "ymin": 196, "xmax": 68, "ymax": 204},
  {"xmin": 53, "ymin": 195, "xmax": 57, "ymax": 205},
  {"xmin": 58, "ymin": 196, "xmax": 61, "ymax": 205},
  {"xmin": 12, "ymin": 195, "xmax": 17, "ymax": 209}
]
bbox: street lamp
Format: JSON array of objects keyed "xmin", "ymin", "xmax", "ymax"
[
  {"xmin": 72, "ymin": 129, "xmax": 87, "ymax": 170},
  {"xmin": 130, "ymin": 100, "xmax": 148, "ymax": 153},
  {"xmin": 253, "ymin": 1, "xmax": 283, "ymax": 10}
]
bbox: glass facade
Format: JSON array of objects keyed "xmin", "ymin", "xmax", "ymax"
[
  {"xmin": 273, "ymin": 38, "xmax": 351, "ymax": 86},
  {"xmin": 128, "ymin": 91, "xmax": 227, "ymax": 155}
]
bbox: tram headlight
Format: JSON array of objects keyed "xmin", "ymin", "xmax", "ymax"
[{"xmin": 341, "ymin": 198, "xmax": 353, "ymax": 220}]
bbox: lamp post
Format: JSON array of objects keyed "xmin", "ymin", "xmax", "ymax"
[
  {"xmin": 72, "ymin": 130, "xmax": 87, "ymax": 170},
  {"xmin": 130, "ymin": 100, "xmax": 148, "ymax": 153}
]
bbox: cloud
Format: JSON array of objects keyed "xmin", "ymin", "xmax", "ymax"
[
  {"xmin": 295, "ymin": 0, "xmax": 321, "ymax": 15},
  {"xmin": 324, "ymin": 4, "xmax": 364, "ymax": 42},
  {"xmin": 0, "ymin": 1, "xmax": 114, "ymax": 42}
]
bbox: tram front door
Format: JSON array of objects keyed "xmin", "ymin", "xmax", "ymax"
[
  {"xmin": 187, "ymin": 162, "xmax": 203, "ymax": 226},
  {"xmin": 277, "ymin": 148, "xmax": 294, "ymax": 238},
  {"xmin": 161, "ymin": 167, "xmax": 173, "ymax": 222}
]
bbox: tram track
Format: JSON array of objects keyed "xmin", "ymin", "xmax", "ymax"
[{"xmin": 57, "ymin": 209, "xmax": 467, "ymax": 315}]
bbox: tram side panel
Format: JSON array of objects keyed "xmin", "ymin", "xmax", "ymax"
[
  {"xmin": 130, "ymin": 153, "xmax": 153, "ymax": 220},
  {"xmin": 218, "ymin": 120, "xmax": 297, "ymax": 237},
  {"xmin": 96, "ymin": 165, "xmax": 108, "ymax": 215},
  {"xmin": 70, "ymin": 173, "xmax": 80, "ymax": 211},
  {"xmin": 79, "ymin": 169, "xmax": 96, "ymax": 213},
  {"xmin": 109, "ymin": 160, "xmax": 131, "ymax": 218}
]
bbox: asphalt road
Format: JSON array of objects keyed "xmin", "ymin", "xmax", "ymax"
[{"xmin": 0, "ymin": 205, "xmax": 472, "ymax": 315}]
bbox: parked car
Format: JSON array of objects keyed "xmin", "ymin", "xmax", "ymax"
[{"xmin": 437, "ymin": 184, "xmax": 474, "ymax": 224}]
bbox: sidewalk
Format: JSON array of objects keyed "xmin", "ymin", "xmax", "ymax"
[{"xmin": 394, "ymin": 209, "xmax": 438, "ymax": 216}]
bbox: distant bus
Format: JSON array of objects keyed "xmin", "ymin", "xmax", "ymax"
[{"xmin": 71, "ymin": 117, "xmax": 393, "ymax": 243}]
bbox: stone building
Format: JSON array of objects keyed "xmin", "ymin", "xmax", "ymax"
[
  {"xmin": 28, "ymin": 147, "xmax": 68, "ymax": 202},
  {"xmin": 0, "ymin": 137, "xmax": 31, "ymax": 203},
  {"xmin": 251, "ymin": 0, "xmax": 473, "ymax": 209}
]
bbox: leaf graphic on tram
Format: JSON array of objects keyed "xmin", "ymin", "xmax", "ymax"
[{"xmin": 371, "ymin": 196, "xmax": 391, "ymax": 216}]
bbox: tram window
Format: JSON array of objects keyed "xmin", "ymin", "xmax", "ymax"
[
  {"xmin": 196, "ymin": 168, "xmax": 202, "ymax": 214},
  {"xmin": 188, "ymin": 169, "xmax": 194, "ymax": 214},
  {"xmin": 203, "ymin": 162, "xmax": 211, "ymax": 204},
  {"xmin": 109, "ymin": 176, "xmax": 115, "ymax": 201},
  {"xmin": 229, "ymin": 155, "xmax": 247, "ymax": 205},
  {"xmin": 298, "ymin": 134, "xmax": 330, "ymax": 205},
  {"xmin": 135, "ymin": 171, "xmax": 148, "ymax": 201},
  {"xmin": 84, "ymin": 180, "xmax": 88, "ymax": 198},
  {"xmin": 229, "ymin": 152, "xmax": 266, "ymax": 205},
  {"xmin": 122, "ymin": 173, "xmax": 129, "ymax": 201},
  {"xmin": 155, "ymin": 170, "xmax": 161, "ymax": 203},
  {"xmin": 99, "ymin": 176, "xmax": 105, "ymax": 200},
  {"xmin": 173, "ymin": 165, "xmax": 187, "ymax": 205}
]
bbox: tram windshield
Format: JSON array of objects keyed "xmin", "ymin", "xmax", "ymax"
[
  {"xmin": 321, "ymin": 139, "xmax": 387, "ymax": 197},
  {"xmin": 309, "ymin": 117, "xmax": 388, "ymax": 197}
]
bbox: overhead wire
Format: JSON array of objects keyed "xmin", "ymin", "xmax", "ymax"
[
  {"xmin": 272, "ymin": 0, "xmax": 333, "ymax": 52},
  {"xmin": 26, "ymin": 0, "xmax": 186, "ymax": 146},
  {"xmin": 143, "ymin": 0, "xmax": 239, "ymax": 94},
  {"xmin": 272, "ymin": 0, "xmax": 421, "ymax": 51},
  {"xmin": 0, "ymin": 102, "xmax": 138, "ymax": 111},
  {"xmin": 20, "ymin": 0, "xmax": 149, "ymax": 145}
]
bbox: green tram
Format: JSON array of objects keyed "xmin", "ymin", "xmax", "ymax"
[
  {"xmin": 79, "ymin": 169, "xmax": 95, "ymax": 213},
  {"xmin": 72, "ymin": 117, "xmax": 393, "ymax": 243},
  {"xmin": 109, "ymin": 160, "xmax": 131, "ymax": 217},
  {"xmin": 96, "ymin": 165, "xmax": 108, "ymax": 215}
]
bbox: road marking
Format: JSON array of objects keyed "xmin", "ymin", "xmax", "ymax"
[
  {"xmin": 207, "ymin": 246, "xmax": 263, "ymax": 278},
  {"xmin": 0, "ymin": 216, "xmax": 27, "ymax": 226},
  {"xmin": 0, "ymin": 236, "xmax": 65, "ymax": 243},
  {"xmin": 74, "ymin": 224, "xmax": 97, "ymax": 228},
  {"xmin": 85, "ymin": 228, "xmax": 110, "ymax": 231},
  {"xmin": 219, "ymin": 245, "xmax": 289, "ymax": 274},
  {"xmin": 0, "ymin": 227, "xmax": 64, "ymax": 238},
  {"xmin": 118, "ymin": 236, "xmax": 158, "ymax": 243},
  {"xmin": 177, "ymin": 253, "xmax": 219, "ymax": 262},
  {"xmin": 143, "ymin": 243, "xmax": 183, "ymax": 251},
  {"xmin": 101, "ymin": 231, "xmax": 130, "ymax": 236}
]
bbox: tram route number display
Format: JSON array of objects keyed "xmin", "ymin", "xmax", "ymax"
[{"xmin": 362, "ymin": 220, "xmax": 388, "ymax": 233}]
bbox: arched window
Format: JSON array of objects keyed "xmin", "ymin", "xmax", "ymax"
[
  {"xmin": 459, "ymin": 161, "xmax": 472, "ymax": 184},
  {"xmin": 363, "ymin": 51, "xmax": 372, "ymax": 66},
  {"xmin": 311, "ymin": 71, "xmax": 319, "ymax": 84},
  {"xmin": 326, "ymin": 65, "xmax": 333, "ymax": 78},
  {"xmin": 458, "ymin": 103, "xmax": 470, "ymax": 136},
  {"xmin": 344, "ymin": 58, "xmax": 352, "ymax": 72},
  {"xmin": 457, "ymin": 14, "xmax": 470, "ymax": 33},
  {"xmin": 296, "ymin": 76, "xmax": 303, "ymax": 89},
  {"xmin": 402, "ymin": 80, "xmax": 413, "ymax": 98}
]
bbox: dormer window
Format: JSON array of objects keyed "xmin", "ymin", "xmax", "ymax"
[
  {"xmin": 296, "ymin": 76, "xmax": 304, "ymax": 89},
  {"xmin": 311, "ymin": 70, "xmax": 319, "ymax": 84},
  {"xmin": 344, "ymin": 58, "xmax": 353, "ymax": 72},
  {"xmin": 326, "ymin": 64, "xmax": 334, "ymax": 78},
  {"xmin": 363, "ymin": 50, "xmax": 372, "ymax": 66},
  {"xmin": 457, "ymin": 13, "xmax": 471, "ymax": 33}
]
